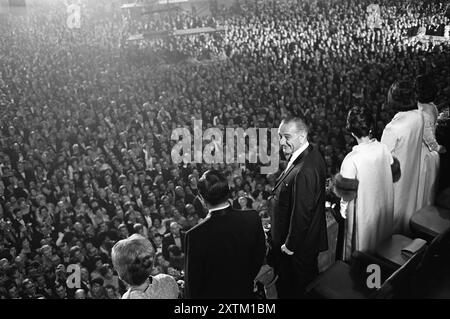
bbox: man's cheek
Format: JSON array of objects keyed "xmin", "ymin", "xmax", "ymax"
[{"xmin": 279, "ymin": 147, "xmax": 288, "ymax": 161}]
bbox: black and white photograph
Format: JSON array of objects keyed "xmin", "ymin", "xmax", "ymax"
[{"xmin": 0, "ymin": 0, "xmax": 450, "ymax": 310}]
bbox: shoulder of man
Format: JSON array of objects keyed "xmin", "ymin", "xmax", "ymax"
[
  {"xmin": 228, "ymin": 208, "xmax": 260, "ymax": 221},
  {"xmin": 293, "ymin": 151, "xmax": 324, "ymax": 179},
  {"xmin": 185, "ymin": 218, "xmax": 209, "ymax": 237}
]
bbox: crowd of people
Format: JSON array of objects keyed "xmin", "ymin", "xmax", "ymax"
[{"xmin": 0, "ymin": 0, "xmax": 449, "ymax": 298}]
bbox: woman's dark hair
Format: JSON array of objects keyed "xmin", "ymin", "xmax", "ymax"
[
  {"xmin": 415, "ymin": 74, "xmax": 437, "ymax": 103},
  {"xmin": 198, "ymin": 170, "xmax": 231, "ymax": 206},
  {"xmin": 387, "ymin": 80, "xmax": 416, "ymax": 112},
  {"xmin": 346, "ymin": 106, "xmax": 374, "ymax": 139}
]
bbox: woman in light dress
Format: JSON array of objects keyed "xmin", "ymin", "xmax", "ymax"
[{"xmin": 334, "ymin": 106, "xmax": 400, "ymax": 260}]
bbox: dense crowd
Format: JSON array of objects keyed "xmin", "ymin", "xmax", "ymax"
[{"xmin": 0, "ymin": 0, "xmax": 449, "ymax": 298}]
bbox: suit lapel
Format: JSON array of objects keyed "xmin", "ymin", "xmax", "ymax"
[{"xmin": 272, "ymin": 145, "xmax": 313, "ymax": 192}]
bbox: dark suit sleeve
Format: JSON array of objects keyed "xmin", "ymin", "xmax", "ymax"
[
  {"xmin": 285, "ymin": 168, "xmax": 317, "ymax": 253},
  {"xmin": 162, "ymin": 237, "xmax": 170, "ymax": 260},
  {"xmin": 250, "ymin": 213, "xmax": 267, "ymax": 280},
  {"xmin": 184, "ymin": 230, "xmax": 204, "ymax": 299}
]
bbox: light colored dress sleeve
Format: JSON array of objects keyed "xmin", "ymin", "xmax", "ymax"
[
  {"xmin": 419, "ymin": 103, "xmax": 441, "ymax": 152},
  {"xmin": 381, "ymin": 121, "xmax": 400, "ymax": 155},
  {"xmin": 159, "ymin": 274, "xmax": 180, "ymax": 299},
  {"xmin": 339, "ymin": 155, "xmax": 357, "ymax": 219}
]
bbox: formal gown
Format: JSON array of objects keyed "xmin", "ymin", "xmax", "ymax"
[
  {"xmin": 381, "ymin": 110, "xmax": 424, "ymax": 235},
  {"xmin": 339, "ymin": 139, "xmax": 395, "ymax": 260},
  {"xmin": 417, "ymin": 102, "xmax": 440, "ymax": 208}
]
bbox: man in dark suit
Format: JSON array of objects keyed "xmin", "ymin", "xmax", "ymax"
[
  {"xmin": 270, "ymin": 117, "xmax": 328, "ymax": 298},
  {"xmin": 162, "ymin": 222, "xmax": 186, "ymax": 260},
  {"xmin": 184, "ymin": 170, "xmax": 266, "ymax": 299}
]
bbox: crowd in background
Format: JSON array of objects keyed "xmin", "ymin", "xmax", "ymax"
[{"xmin": 0, "ymin": 0, "xmax": 449, "ymax": 298}]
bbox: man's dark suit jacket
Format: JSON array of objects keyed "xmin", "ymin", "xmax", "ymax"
[
  {"xmin": 270, "ymin": 144, "xmax": 328, "ymax": 287},
  {"xmin": 184, "ymin": 206, "xmax": 266, "ymax": 299},
  {"xmin": 162, "ymin": 231, "xmax": 186, "ymax": 260}
]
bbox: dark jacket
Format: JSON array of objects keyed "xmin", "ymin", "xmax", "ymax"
[
  {"xmin": 270, "ymin": 144, "xmax": 328, "ymax": 262},
  {"xmin": 184, "ymin": 206, "xmax": 266, "ymax": 299},
  {"xmin": 162, "ymin": 231, "xmax": 186, "ymax": 260}
]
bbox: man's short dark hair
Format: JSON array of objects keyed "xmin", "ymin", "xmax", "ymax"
[{"xmin": 198, "ymin": 170, "xmax": 230, "ymax": 206}]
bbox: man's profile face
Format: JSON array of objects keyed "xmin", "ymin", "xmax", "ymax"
[{"xmin": 278, "ymin": 122, "xmax": 305, "ymax": 158}]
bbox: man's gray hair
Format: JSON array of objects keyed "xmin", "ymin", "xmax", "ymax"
[
  {"xmin": 281, "ymin": 117, "xmax": 309, "ymax": 136},
  {"xmin": 111, "ymin": 234, "xmax": 154, "ymax": 286}
]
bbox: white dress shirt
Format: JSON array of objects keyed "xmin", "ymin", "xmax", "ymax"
[{"xmin": 286, "ymin": 141, "xmax": 310, "ymax": 171}]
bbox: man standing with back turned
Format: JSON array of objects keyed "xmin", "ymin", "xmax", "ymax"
[
  {"xmin": 270, "ymin": 117, "xmax": 328, "ymax": 298},
  {"xmin": 184, "ymin": 170, "xmax": 266, "ymax": 299}
]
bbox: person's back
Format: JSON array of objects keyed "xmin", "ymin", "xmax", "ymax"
[
  {"xmin": 186, "ymin": 208, "xmax": 264, "ymax": 299},
  {"xmin": 184, "ymin": 170, "xmax": 266, "ymax": 299},
  {"xmin": 121, "ymin": 273, "xmax": 179, "ymax": 299},
  {"xmin": 342, "ymin": 140, "xmax": 395, "ymax": 254},
  {"xmin": 111, "ymin": 234, "xmax": 179, "ymax": 299},
  {"xmin": 381, "ymin": 80, "xmax": 425, "ymax": 235}
]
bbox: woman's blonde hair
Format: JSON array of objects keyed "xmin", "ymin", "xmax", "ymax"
[{"xmin": 111, "ymin": 234, "xmax": 155, "ymax": 286}]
